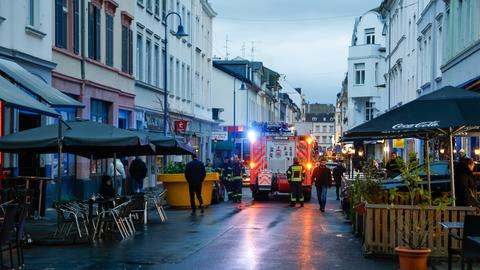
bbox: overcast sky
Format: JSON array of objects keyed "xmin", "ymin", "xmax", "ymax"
[{"xmin": 209, "ymin": 0, "xmax": 382, "ymax": 104}]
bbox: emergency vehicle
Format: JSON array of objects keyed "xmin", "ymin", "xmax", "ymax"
[{"xmin": 248, "ymin": 123, "xmax": 314, "ymax": 201}]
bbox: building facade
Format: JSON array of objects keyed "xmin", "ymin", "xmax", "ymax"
[
  {"xmin": 132, "ymin": 0, "xmax": 216, "ymax": 184},
  {"xmin": 51, "ymin": 0, "xmax": 137, "ymax": 199},
  {"xmin": 295, "ymin": 104, "xmax": 335, "ymax": 152},
  {"xmin": 347, "ymin": 9, "xmax": 387, "ymax": 130},
  {"xmin": 0, "ymin": 0, "xmax": 58, "ymax": 205},
  {"xmin": 134, "ymin": 0, "xmax": 216, "ymax": 165},
  {"xmin": 416, "ymin": 0, "xmax": 446, "ymax": 95},
  {"xmin": 440, "ymin": 0, "xmax": 480, "ymax": 158}
]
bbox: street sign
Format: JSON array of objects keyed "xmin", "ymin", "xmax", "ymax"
[{"xmin": 212, "ymin": 131, "xmax": 228, "ymax": 141}]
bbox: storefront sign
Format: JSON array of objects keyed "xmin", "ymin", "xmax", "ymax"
[
  {"xmin": 175, "ymin": 120, "xmax": 189, "ymax": 133},
  {"xmin": 393, "ymin": 139, "xmax": 405, "ymax": 148},
  {"xmin": 211, "ymin": 131, "xmax": 228, "ymax": 141},
  {"xmin": 392, "ymin": 121, "xmax": 440, "ymax": 130}
]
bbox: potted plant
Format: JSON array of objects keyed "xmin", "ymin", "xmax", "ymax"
[
  {"xmin": 389, "ymin": 154, "xmax": 452, "ymax": 270},
  {"xmin": 350, "ymin": 161, "xmax": 385, "ymax": 235},
  {"xmin": 157, "ymin": 162, "xmax": 219, "ymax": 208}
]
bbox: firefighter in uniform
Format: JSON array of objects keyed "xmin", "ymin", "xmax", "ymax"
[
  {"xmin": 231, "ymin": 155, "xmax": 244, "ymax": 203},
  {"xmin": 219, "ymin": 157, "xmax": 233, "ymax": 201},
  {"xmin": 286, "ymin": 157, "xmax": 306, "ymax": 207}
]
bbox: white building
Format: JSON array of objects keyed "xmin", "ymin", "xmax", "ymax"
[
  {"xmin": 0, "ymin": 0, "xmax": 54, "ymax": 90},
  {"xmin": 133, "ymin": 0, "xmax": 216, "ymax": 164},
  {"xmin": 416, "ymin": 0, "xmax": 446, "ymax": 95},
  {"xmin": 295, "ymin": 104, "xmax": 335, "ymax": 151},
  {"xmin": 381, "ymin": 0, "xmax": 419, "ymax": 108},
  {"xmin": 380, "ymin": 0, "xmax": 420, "ymax": 160},
  {"xmin": 211, "ymin": 63, "xmax": 259, "ymax": 128},
  {"xmin": 440, "ymin": 0, "xmax": 480, "ymax": 157},
  {"xmin": 0, "ymin": 1, "xmax": 55, "ymax": 178},
  {"xmin": 346, "ymin": 8, "xmax": 387, "ymax": 131}
]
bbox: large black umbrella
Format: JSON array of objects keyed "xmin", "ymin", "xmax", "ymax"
[
  {"xmin": 0, "ymin": 120, "xmax": 153, "ymax": 158},
  {"xmin": 343, "ymin": 86, "xmax": 480, "ymax": 206},
  {"xmin": 344, "ymin": 86, "xmax": 480, "ymax": 138},
  {"xmin": 0, "ymin": 120, "xmax": 154, "ymax": 201}
]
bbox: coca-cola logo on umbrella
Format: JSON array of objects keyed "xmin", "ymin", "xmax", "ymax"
[{"xmin": 392, "ymin": 121, "xmax": 440, "ymax": 130}]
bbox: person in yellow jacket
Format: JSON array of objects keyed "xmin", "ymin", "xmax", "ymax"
[{"xmin": 286, "ymin": 157, "xmax": 306, "ymax": 207}]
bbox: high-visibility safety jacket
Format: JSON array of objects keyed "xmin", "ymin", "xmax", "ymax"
[
  {"xmin": 287, "ymin": 164, "xmax": 305, "ymax": 182},
  {"xmin": 231, "ymin": 161, "xmax": 244, "ymax": 181}
]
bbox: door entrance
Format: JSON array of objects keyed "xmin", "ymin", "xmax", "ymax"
[{"xmin": 18, "ymin": 112, "xmax": 41, "ymax": 176}]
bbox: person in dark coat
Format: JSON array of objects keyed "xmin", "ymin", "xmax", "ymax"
[
  {"xmin": 455, "ymin": 158, "xmax": 477, "ymax": 206},
  {"xmin": 99, "ymin": 175, "xmax": 115, "ymax": 209},
  {"xmin": 185, "ymin": 154, "xmax": 206, "ymax": 215},
  {"xmin": 129, "ymin": 157, "xmax": 148, "ymax": 193},
  {"xmin": 311, "ymin": 161, "xmax": 332, "ymax": 212},
  {"xmin": 332, "ymin": 162, "xmax": 346, "ymax": 200},
  {"xmin": 386, "ymin": 152, "xmax": 402, "ymax": 178}
]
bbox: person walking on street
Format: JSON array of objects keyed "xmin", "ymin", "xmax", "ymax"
[
  {"xmin": 312, "ymin": 161, "xmax": 331, "ymax": 212},
  {"xmin": 332, "ymin": 162, "xmax": 346, "ymax": 200},
  {"xmin": 129, "ymin": 157, "xmax": 148, "ymax": 193},
  {"xmin": 185, "ymin": 154, "xmax": 206, "ymax": 215},
  {"xmin": 286, "ymin": 158, "xmax": 306, "ymax": 207},
  {"xmin": 231, "ymin": 155, "xmax": 244, "ymax": 203},
  {"xmin": 108, "ymin": 158, "xmax": 126, "ymax": 195}
]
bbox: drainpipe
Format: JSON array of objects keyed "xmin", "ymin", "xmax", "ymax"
[{"xmin": 387, "ymin": 9, "xmax": 392, "ymax": 110}]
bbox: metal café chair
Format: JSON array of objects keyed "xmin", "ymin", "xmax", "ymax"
[
  {"xmin": 54, "ymin": 202, "xmax": 89, "ymax": 239},
  {"xmin": 450, "ymin": 215, "xmax": 480, "ymax": 270},
  {"xmin": 94, "ymin": 200, "xmax": 132, "ymax": 240}
]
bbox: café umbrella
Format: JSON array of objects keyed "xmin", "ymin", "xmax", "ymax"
[
  {"xmin": 343, "ymin": 86, "xmax": 480, "ymax": 206},
  {"xmin": 0, "ymin": 120, "xmax": 154, "ymax": 201}
]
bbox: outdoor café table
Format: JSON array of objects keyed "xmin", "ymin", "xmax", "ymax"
[
  {"xmin": 440, "ymin": 221, "xmax": 465, "ymax": 270},
  {"xmin": 84, "ymin": 197, "xmax": 116, "ymax": 221}
]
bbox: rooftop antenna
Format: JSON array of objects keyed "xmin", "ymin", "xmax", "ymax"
[
  {"xmin": 250, "ymin": 41, "xmax": 255, "ymax": 61},
  {"xmin": 241, "ymin": 42, "xmax": 246, "ymax": 58},
  {"xmin": 224, "ymin": 35, "xmax": 230, "ymax": 60}
]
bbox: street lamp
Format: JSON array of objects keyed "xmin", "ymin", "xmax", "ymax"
[
  {"xmin": 233, "ymin": 79, "xmax": 246, "ymax": 156},
  {"xmin": 163, "ymin": 12, "xmax": 187, "ymax": 167}
]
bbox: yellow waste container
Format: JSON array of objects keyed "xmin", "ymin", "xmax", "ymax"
[{"xmin": 157, "ymin": 172, "xmax": 219, "ymax": 208}]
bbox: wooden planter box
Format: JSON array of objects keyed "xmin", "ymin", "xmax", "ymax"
[
  {"xmin": 363, "ymin": 204, "xmax": 477, "ymax": 257},
  {"xmin": 157, "ymin": 173, "xmax": 219, "ymax": 208}
]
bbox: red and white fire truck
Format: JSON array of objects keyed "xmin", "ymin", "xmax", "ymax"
[{"xmin": 248, "ymin": 123, "xmax": 314, "ymax": 201}]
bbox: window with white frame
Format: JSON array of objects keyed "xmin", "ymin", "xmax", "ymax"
[
  {"xmin": 136, "ymin": 33, "xmax": 143, "ymax": 81},
  {"xmin": 28, "ymin": 0, "xmax": 36, "ymax": 26},
  {"xmin": 354, "ymin": 63, "xmax": 365, "ymax": 85},
  {"xmin": 181, "ymin": 63, "xmax": 186, "ymax": 98},
  {"xmin": 154, "ymin": 43, "xmax": 160, "ymax": 87},
  {"xmin": 161, "ymin": 0, "xmax": 166, "ymax": 20},
  {"xmin": 365, "ymin": 101, "xmax": 374, "ymax": 121},
  {"xmin": 175, "ymin": 59, "xmax": 180, "ymax": 96},
  {"xmin": 365, "ymin": 28, "xmax": 375, "ymax": 44},
  {"xmin": 436, "ymin": 16, "xmax": 443, "ymax": 78},
  {"xmin": 146, "ymin": 38, "xmax": 152, "ymax": 84},
  {"xmin": 186, "ymin": 65, "xmax": 191, "ymax": 100}
]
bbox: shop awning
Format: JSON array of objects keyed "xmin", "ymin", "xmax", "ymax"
[
  {"xmin": 0, "ymin": 59, "xmax": 84, "ymax": 108},
  {"xmin": 0, "ymin": 76, "xmax": 59, "ymax": 117},
  {"xmin": 136, "ymin": 131, "xmax": 196, "ymax": 155}
]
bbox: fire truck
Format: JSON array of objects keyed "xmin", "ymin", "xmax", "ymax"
[{"xmin": 248, "ymin": 123, "xmax": 314, "ymax": 201}]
